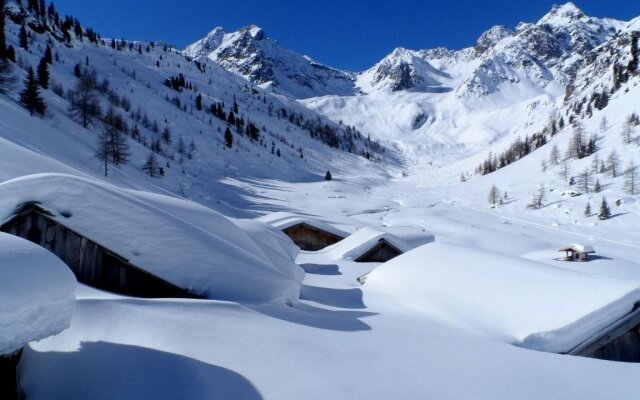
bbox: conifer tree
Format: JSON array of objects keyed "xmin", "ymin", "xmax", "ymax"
[
  {"xmin": 558, "ymin": 158, "xmax": 571, "ymax": 182},
  {"xmin": 43, "ymin": 44, "xmax": 53, "ymax": 64},
  {"xmin": 224, "ymin": 127, "xmax": 233, "ymax": 148},
  {"xmin": 162, "ymin": 126, "xmax": 172, "ymax": 144},
  {"xmin": 621, "ymin": 116, "xmax": 635, "ymax": 145},
  {"xmin": 624, "ymin": 161, "xmax": 638, "ymax": 195},
  {"xmin": 487, "ymin": 184, "xmax": 499, "ymax": 207},
  {"xmin": 20, "ymin": 67, "xmax": 46, "ymax": 116},
  {"xmin": 577, "ymin": 168, "xmax": 592, "ymax": 193},
  {"xmin": 0, "ymin": 0, "xmax": 14, "ymax": 95},
  {"xmin": 527, "ymin": 183, "xmax": 546, "ymax": 210},
  {"xmin": 177, "ymin": 136, "xmax": 186, "ymax": 155},
  {"xmin": 37, "ymin": 56, "xmax": 49, "ymax": 89},
  {"xmin": 325, "ymin": 170, "xmax": 332, "ymax": 181},
  {"xmin": 0, "ymin": 58, "xmax": 14, "ymax": 94},
  {"xmin": 584, "ymin": 202, "xmax": 591, "ymax": 217},
  {"xmin": 549, "ymin": 143, "xmax": 560, "ymax": 166},
  {"xmin": 69, "ymin": 71, "xmax": 101, "ymax": 128},
  {"xmin": 598, "ymin": 197, "xmax": 611, "ymax": 220},
  {"xmin": 607, "ymin": 149, "xmax": 621, "ymax": 178},
  {"xmin": 195, "ymin": 93, "xmax": 202, "ymax": 111},
  {"xmin": 0, "ymin": 0, "xmax": 6, "ymax": 59},
  {"xmin": 102, "ymin": 106, "xmax": 130, "ymax": 166},
  {"xmin": 142, "ymin": 152, "xmax": 160, "ymax": 177},
  {"xmin": 95, "ymin": 130, "xmax": 113, "ymax": 177},
  {"xmin": 628, "ymin": 32, "xmax": 639, "ymax": 74},
  {"xmin": 19, "ymin": 24, "xmax": 28, "ymax": 50},
  {"xmin": 227, "ymin": 111, "xmax": 236, "ymax": 125}
]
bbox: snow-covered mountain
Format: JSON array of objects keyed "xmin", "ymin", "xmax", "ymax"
[
  {"xmin": 185, "ymin": 25, "xmax": 356, "ymax": 99},
  {"xmin": 3, "ymin": 2, "xmax": 640, "ymax": 400},
  {"xmin": 0, "ymin": 0, "xmax": 390, "ymax": 217}
]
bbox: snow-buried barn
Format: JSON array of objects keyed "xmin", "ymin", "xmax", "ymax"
[
  {"xmin": 0, "ymin": 174, "xmax": 303, "ymax": 304},
  {"xmin": 0, "ymin": 233, "xmax": 76, "ymax": 400},
  {"xmin": 320, "ymin": 227, "xmax": 433, "ymax": 262},
  {"xmin": 363, "ymin": 242, "xmax": 640, "ymax": 362},
  {"xmin": 257, "ymin": 212, "xmax": 349, "ymax": 251}
]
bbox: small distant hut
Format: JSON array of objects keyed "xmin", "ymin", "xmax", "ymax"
[
  {"xmin": 559, "ymin": 244, "xmax": 595, "ymax": 262},
  {"xmin": 257, "ymin": 212, "xmax": 348, "ymax": 251}
]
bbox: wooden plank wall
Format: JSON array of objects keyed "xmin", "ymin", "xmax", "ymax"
[
  {"xmin": 0, "ymin": 349, "xmax": 22, "ymax": 400},
  {"xmin": 282, "ymin": 224, "xmax": 343, "ymax": 251},
  {"xmin": 355, "ymin": 240, "xmax": 402, "ymax": 263},
  {"xmin": 589, "ymin": 325, "xmax": 640, "ymax": 362},
  {"xmin": 1, "ymin": 209, "xmax": 197, "ymax": 299}
]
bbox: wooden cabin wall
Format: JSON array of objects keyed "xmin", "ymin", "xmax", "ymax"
[
  {"xmin": 283, "ymin": 224, "xmax": 343, "ymax": 251},
  {"xmin": 1, "ymin": 211, "xmax": 195, "ymax": 299},
  {"xmin": 355, "ymin": 241, "xmax": 402, "ymax": 263},
  {"xmin": 0, "ymin": 349, "xmax": 22, "ymax": 400},
  {"xmin": 589, "ymin": 325, "xmax": 640, "ymax": 362}
]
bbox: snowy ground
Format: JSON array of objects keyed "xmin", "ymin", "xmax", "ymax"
[{"xmin": 18, "ymin": 170, "xmax": 640, "ymax": 399}]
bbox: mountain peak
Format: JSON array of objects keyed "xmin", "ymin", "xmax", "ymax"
[
  {"xmin": 184, "ymin": 27, "xmax": 225, "ymax": 58},
  {"xmin": 538, "ymin": 2, "xmax": 586, "ymax": 25},
  {"xmin": 239, "ymin": 25, "xmax": 265, "ymax": 40}
]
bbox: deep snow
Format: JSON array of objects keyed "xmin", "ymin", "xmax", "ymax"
[{"xmin": 0, "ymin": 233, "xmax": 76, "ymax": 356}]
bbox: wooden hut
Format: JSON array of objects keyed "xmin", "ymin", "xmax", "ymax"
[
  {"xmin": 355, "ymin": 239, "xmax": 403, "ymax": 263},
  {"xmin": 559, "ymin": 244, "xmax": 595, "ymax": 262},
  {"xmin": 257, "ymin": 212, "xmax": 348, "ymax": 251},
  {"xmin": 321, "ymin": 227, "xmax": 418, "ymax": 264},
  {"xmin": 282, "ymin": 222, "xmax": 345, "ymax": 251},
  {"xmin": 0, "ymin": 349, "xmax": 22, "ymax": 400},
  {"xmin": 568, "ymin": 302, "xmax": 640, "ymax": 362},
  {"xmin": 0, "ymin": 204, "xmax": 197, "ymax": 299}
]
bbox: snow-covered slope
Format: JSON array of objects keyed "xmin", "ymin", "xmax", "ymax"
[
  {"xmin": 0, "ymin": 1, "xmax": 390, "ymax": 219},
  {"xmin": 364, "ymin": 241, "xmax": 640, "ymax": 353}
]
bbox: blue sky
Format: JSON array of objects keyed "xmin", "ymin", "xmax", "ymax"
[{"xmin": 52, "ymin": 0, "xmax": 640, "ymax": 71}]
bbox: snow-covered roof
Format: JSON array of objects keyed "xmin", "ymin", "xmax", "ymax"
[
  {"xmin": 559, "ymin": 244, "xmax": 595, "ymax": 253},
  {"xmin": 363, "ymin": 242, "xmax": 640, "ymax": 353},
  {"xmin": 0, "ymin": 233, "xmax": 76, "ymax": 355},
  {"xmin": 320, "ymin": 227, "xmax": 414, "ymax": 261},
  {"xmin": 0, "ymin": 174, "xmax": 303, "ymax": 304},
  {"xmin": 383, "ymin": 225, "xmax": 435, "ymax": 249},
  {"xmin": 257, "ymin": 212, "xmax": 349, "ymax": 238}
]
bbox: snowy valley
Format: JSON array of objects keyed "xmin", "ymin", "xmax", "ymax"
[{"xmin": 0, "ymin": 0, "xmax": 640, "ymax": 399}]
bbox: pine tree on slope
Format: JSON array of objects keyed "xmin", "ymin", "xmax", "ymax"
[{"xmin": 20, "ymin": 67, "xmax": 46, "ymax": 116}]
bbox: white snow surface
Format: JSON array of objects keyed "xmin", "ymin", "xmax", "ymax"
[
  {"xmin": 0, "ymin": 233, "xmax": 76, "ymax": 355},
  {"xmin": 364, "ymin": 242, "xmax": 640, "ymax": 353},
  {"xmin": 0, "ymin": 174, "xmax": 303, "ymax": 304}
]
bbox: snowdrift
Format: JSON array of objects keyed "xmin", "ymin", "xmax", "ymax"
[
  {"xmin": 0, "ymin": 174, "xmax": 303, "ymax": 304},
  {"xmin": 364, "ymin": 242, "xmax": 640, "ymax": 353},
  {"xmin": 0, "ymin": 233, "xmax": 76, "ymax": 355}
]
